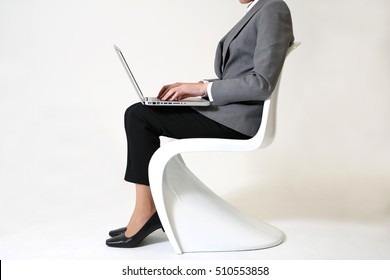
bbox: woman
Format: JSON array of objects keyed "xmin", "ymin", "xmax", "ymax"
[{"xmin": 106, "ymin": 0, "xmax": 294, "ymax": 248}]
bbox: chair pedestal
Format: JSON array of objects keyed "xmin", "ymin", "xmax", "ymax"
[{"xmin": 152, "ymin": 153, "xmax": 284, "ymax": 254}]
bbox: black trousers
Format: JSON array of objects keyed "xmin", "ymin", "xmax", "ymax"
[{"xmin": 124, "ymin": 103, "xmax": 250, "ymax": 185}]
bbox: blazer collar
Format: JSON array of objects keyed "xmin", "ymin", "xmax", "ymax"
[{"xmin": 222, "ymin": 0, "xmax": 271, "ymax": 64}]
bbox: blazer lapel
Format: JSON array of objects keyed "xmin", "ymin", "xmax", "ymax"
[{"xmin": 221, "ymin": 0, "xmax": 270, "ymax": 69}]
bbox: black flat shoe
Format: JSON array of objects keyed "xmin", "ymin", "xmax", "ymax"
[
  {"xmin": 106, "ymin": 212, "xmax": 164, "ymax": 248},
  {"xmin": 108, "ymin": 227, "xmax": 127, "ymax": 237}
]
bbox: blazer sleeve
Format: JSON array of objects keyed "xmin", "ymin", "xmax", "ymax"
[{"xmin": 210, "ymin": 1, "xmax": 294, "ymax": 106}]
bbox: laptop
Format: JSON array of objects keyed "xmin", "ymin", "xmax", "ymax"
[{"xmin": 114, "ymin": 45, "xmax": 210, "ymax": 106}]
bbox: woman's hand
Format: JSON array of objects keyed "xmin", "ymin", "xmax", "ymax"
[{"xmin": 157, "ymin": 82, "xmax": 207, "ymax": 101}]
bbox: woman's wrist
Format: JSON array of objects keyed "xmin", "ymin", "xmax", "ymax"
[{"xmin": 199, "ymin": 80, "xmax": 209, "ymax": 97}]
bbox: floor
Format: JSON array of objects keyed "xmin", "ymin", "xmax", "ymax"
[{"xmin": 1, "ymin": 190, "xmax": 389, "ymax": 260}]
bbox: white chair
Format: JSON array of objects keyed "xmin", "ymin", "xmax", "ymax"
[{"xmin": 149, "ymin": 42, "xmax": 300, "ymax": 254}]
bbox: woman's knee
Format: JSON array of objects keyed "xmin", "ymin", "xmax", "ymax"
[
  {"xmin": 124, "ymin": 102, "xmax": 160, "ymax": 132},
  {"xmin": 124, "ymin": 102, "xmax": 145, "ymax": 123},
  {"xmin": 125, "ymin": 101, "xmax": 142, "ymax": 115}
]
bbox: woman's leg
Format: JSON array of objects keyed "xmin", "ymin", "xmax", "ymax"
[
  {"xmin": 125, "ymin": 183, "xmax": 156, "ymax": 237},
  {"xmin": 123, "ymin": 103, "xmax": 250, "ymax": 185},
  {"xmin": 116, "ymin": 103, "xmax": 249, "ymax": 241}
]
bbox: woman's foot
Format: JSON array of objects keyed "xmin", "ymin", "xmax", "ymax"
[
  {"xmin": 106, "ymin": 183, "xmax": 161, "ymax": 247},
  {"xmin": 108, "ymin": 210, "xmax": 159, "ymax": 238},
  {"xmin": 108, "ymin": 227, "xmax": 127, "ymax": 237},
  {"xmin": 124, "ymin": 208, "xmax": 157, "ymax": 237},
  {"xmin": 106, "ymin": 212, "xmax": 163, "ymax": 248}
]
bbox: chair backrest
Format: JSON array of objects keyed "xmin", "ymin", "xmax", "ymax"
[{"xmin": 249, "ymin": 42, "xmax": 300, "ymax": 149}]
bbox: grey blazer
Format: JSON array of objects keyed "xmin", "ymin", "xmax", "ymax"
[{"xmin": 195, "ymin": 0, "xmax": 294, "ymax": 137}]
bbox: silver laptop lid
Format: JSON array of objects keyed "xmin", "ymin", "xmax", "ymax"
[
  {"xmin": 114, "ymin": 44, "xmax": 210, "ymax": 107},
  {"xmin": 114, "ymin": 44, "xmax": 145, "ymax": 104}
]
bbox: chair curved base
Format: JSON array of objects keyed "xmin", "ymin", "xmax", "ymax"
[{"xmin": 152, "ymin": 154, "xmax": 284, "ymax": 254}]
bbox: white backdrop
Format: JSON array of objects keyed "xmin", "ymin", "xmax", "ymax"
[{"xmin": 0, "ymin": 0, "xmax": 389, "ymax": 259}]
